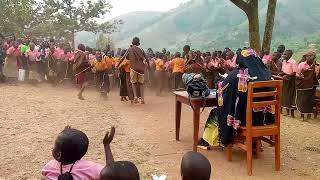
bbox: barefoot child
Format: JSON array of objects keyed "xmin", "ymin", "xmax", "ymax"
[
  {"xmin": 92, "ymin": 52, "xmax": 109, "ymax": 97},
  {"xmin": 155, "ymin": 53, "xmax": 165, "ymax": 95},
  {"xmin": 296, "ymin": 49, "xmax": 320, "ymax": 120},
  {"xmin": 26, "ymin": 43, "xmax": 41, "ymax": 82},
  {"xmin": 100, "ymin": 127, "xmax": 140, "ymax": 180},
  {"xmin": 103, "ymin": 51, "xmax": 115, "ymax": 93},
  {"xmin": 118, "ymin": 49, "xmax": 134, "ymax": 103},
  {"xmin": 42, "ymin": 127, "xmax": 104, "ymax": 180},
  {"xmin": 170, "ymin": 52, "xmax": 185, "ymax": 90},
  {"xmin": 73, "ymin": 44, "xmax": 91, "ymax": 100},
  {"xmin": 279, "ymin": 49, "xmax": 298, "ymax": 117},
  {"xmin": 118, "ymin": 37, "xmax": 149, "ymax": 104}
]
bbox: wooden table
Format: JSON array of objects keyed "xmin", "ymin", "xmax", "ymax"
[
  {"xmin": 316, "ymin": 89, "xmax": 320, "ymax": 98},
  {"xmin": 174, "ymin": 91, "xmax": 217, "ymax": 151}
]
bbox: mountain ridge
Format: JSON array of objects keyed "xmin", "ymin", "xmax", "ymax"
[{"xmin": 76, "ymin": 0, "xmax": 320, "ymax": 54}]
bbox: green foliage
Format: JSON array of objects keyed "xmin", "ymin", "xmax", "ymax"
[
  {"xmin": 40, "ymin": 0, "xmax": 120, "ymax": 46},
  {"xmin": 0, "ymin": 0, "xmax": 119, "ymax": 47},
  {"xmin": 96, "ymin": 34, "xmax": 114, "ymax": 50},
  {"xmin": 94, "ymin": 0, "xmax": 320, "ymax": 56},
  {"xmin": 0, "ymin": 0, "xmax": 40, "ymax": 37}
]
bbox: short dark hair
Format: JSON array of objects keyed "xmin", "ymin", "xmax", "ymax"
[
  {"xmin": 183, "ymin": 45, "xmax": 190, "ymax": 52},
  {"xmin": 100, "ymin": 161, "xmax": 140, "ymax": 180},
  {"xmin": 78, "ymin": 44, "xmax": 86, "ymax": 51},
  {"xmin": 132, "ymin": 37, "xmax": 140, "ymax": 46},
  {"xmin": 56, "ymin": 128, "xmax": 89, "ymax": 165},
  {"xmin": 181, "ymin": 152, "xmax": 211, "ymax": 180},
  {"xmin": 120, "ymin": 49, "xmax": 127, "ymax": 56}
]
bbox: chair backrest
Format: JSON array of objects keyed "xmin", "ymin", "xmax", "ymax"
[{"xmin": 246, "ymin": 80, "xmax": 283, "ymax": 130}]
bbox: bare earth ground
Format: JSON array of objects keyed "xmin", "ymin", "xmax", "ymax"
[{"xmin": 0, "ymin": 83, "xmax": 319, "ymax": 180}]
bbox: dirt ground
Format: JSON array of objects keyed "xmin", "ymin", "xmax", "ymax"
[{"xmin": 0, "ymin": 83, "xmax": 319, "ymax": 180}]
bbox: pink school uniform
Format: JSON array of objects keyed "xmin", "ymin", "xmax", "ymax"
[
  {"xmin": 262, "ymin": 54, "xmax": 272, "ymax": 64},
  {"xmin": 52, "ymin": 48, "xmax": 64, "ymax": 60},
  {"xmin": 66, "ymin": 52, "xmax": 75, "ymax": 61},
  {"xmin": 207, "ymin": 58, "xmax": 221, "ymax": 68},
  {"xmin": 296, "ymin": 61, "xmax": 311, "ymax": 76},
  {"xmin": 224, "ymin": 55, "xmax": 237, "ymax": 68},
  {"xmin": 42, "ymin": 159, "xmax": 104, "ymax": 180},
  {"xmin": 7, "ymin": 47, "xmax": 20, "ymax": 57},
  {"xmin": 26, "ymin": 49, "xmax": 40, "ymax": 61},
  {"xmin": 282, "ymin": 58, "xmax": 298, "ymax": 75}
]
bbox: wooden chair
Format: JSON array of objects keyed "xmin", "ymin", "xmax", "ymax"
[{"xmin": 226, "ymin": 80, "xmax": 282, "ymax": 176}]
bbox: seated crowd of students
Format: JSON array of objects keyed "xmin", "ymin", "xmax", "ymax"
[{"xmin": 42, "ymin": 126, "xmax": 212, "ymax": 180}]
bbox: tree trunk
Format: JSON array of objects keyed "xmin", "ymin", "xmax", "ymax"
[
  {"xmin": 71, "ymin": 30, "xmax": 75, "ymax": 49},
  {"xmin": 246, "ymin": 0, "xmax": 261, "ymax": 52},
  {"xmin": 262, "ymin": 0, "xmax": 277, "ymax": 52}
]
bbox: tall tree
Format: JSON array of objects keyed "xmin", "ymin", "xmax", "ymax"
[
  {"xmin": 230, "ymin": 0, "xmax": 277, "ymax": 52},
  {"xmin": 262, "ymin": 0, "xmax": 277, "ymax": 52},
  {"xmin": 0, "ymin": 0, "xmax": 40, "ymax": 37},
  {"xmin": 96, "ymin": 33, "xmax": 114, "ymax": 50},
  {"xmin": 42, "ymin": 0, "xmax": 120, "ymax": 48}
]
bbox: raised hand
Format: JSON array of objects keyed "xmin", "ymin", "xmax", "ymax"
[{"xmin": 103, "ymin": 126, "xmax": 115, "ymax": 145}]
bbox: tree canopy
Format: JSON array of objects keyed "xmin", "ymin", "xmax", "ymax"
[
  {"xmin": 0, "ymin": 0, "xmax": 41, "ymax": 37},
  {"xmin": 0, "ymin": 0, "xmax": 120, "ymax": 47}
]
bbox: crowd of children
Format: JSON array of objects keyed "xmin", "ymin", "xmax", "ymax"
[
  {"xmin": 1, "ymin": 36, "xmax": 320, "ymax": 117},
  {"xmin": 1, "ymin": 36, "xmax": 319, "ymax": 116}
]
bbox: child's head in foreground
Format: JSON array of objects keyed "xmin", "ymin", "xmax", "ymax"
[
  {"xmin": 100, "ymin": 161, "xmax": 140, "ymax": 180},
  {"xmin": 52, "ymin": 127, "xmax": 89, "ymax": 166},
  {"xmin": 181, "ymin": 151, "xmax": 211, "ymax": 180}
]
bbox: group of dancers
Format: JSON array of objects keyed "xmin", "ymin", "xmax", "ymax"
[{"xmin": 1, "ymin": 36, "xmax": 319, "ymax": 118}]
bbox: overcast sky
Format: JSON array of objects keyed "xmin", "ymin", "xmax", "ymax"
[{"xmin": 106, "ymin": 0, "xmax": 189, "ymax": 19}]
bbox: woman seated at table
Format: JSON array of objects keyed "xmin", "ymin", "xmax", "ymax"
[
  {"xmin": 198, "ymin": 48, "xmax": 275, "ymax": 148},
  {"xmin": 295, "ymin": 49, "xmax": 320, "ymax": 119}
]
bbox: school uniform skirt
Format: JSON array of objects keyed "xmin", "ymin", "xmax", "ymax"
[
  {"xmin": 295, "ymin": 87, "xmax": 316, "ymax": 114},
  {"xmin": 3, "ymin": 57, "xmax": 18, "ymax": 78},
  {"xmin": 29, "ymin": 61, "xmax": 42, "ymax": 81},
  {"xmin": 282, "ymin": 75, "xmax": 296, "ymax": 109}
]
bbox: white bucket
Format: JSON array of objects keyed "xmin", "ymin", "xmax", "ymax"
[{"xmin": 18, "ymin": 69, "xmax": 26, "ymax": 81}]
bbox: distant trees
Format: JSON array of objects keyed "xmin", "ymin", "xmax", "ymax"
[
  {"xmin": 230, "ymin": 0, "xmax": 277, "ymax": 52},
  {"xmin": 42, "ymin": 0, "xmax": 120, "ymax": 48},
  {"xmin": 96, "ymin": 34, "xmax": 115, "ymax": 50},
  {"xmin": 0, "ymin": 0, "xmax": 120, "ymax": 48},
  {"xmin": 0, "ymin": 0, "xmax": 41, "ymax": 37}
]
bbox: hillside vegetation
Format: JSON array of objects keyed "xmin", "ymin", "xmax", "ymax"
[{"xmin": 76, "ymin": 0, "xmax": 320, "ymax": 58}]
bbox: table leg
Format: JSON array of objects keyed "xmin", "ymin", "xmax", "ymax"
[
  {"xmin": 193, "ymin": 107, "xmax": 200, "ymax": 151},
  {"xmin": 175, "ymin": 100, "xmax": 182, "ymax": 141}
]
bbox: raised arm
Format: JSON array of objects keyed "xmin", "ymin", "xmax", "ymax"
[
  {"xmin": 103, "ymin": 126, "xmax": 115, "ymax": 165},
  {"xmin": 117, "ymin": 49, "xmax": 129, "ymax": 68}
]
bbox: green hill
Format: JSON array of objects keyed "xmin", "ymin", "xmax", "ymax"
[
  {"xmin": 77, "ymin": 0, "xmax": 320, "ymax": 56},
  {"xmin": 111, "ymin": 11, "xmax": 163, "ymax": 43}
]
